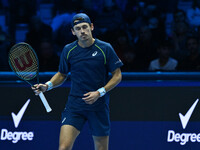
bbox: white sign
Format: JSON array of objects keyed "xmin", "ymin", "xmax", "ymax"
[
  {"xmin": 167, "ymin": 99, "xmax": 199, "ymax": 145},
  {"xmin": 0, "ymin": 99, "xmax": 34, "ymax": 143}
]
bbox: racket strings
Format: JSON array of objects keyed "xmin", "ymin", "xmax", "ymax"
[{"xmin": 9, "ymin": 44, "xmax": 39, "ymax": 80}]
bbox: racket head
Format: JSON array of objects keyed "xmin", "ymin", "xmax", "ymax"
[{"xmin": 8, "ymin": 42, "xmax": 39, "ymax": 82}]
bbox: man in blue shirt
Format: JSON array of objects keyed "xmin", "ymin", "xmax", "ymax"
[{"xmin": 33, "ymin": 13, "xmax": 123, "ymax": 150}]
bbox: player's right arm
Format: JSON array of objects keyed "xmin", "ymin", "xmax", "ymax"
[
  {"xmin": 33, "ymin": 44, "xmax": 71, "ymax": 95},
  {"xmin": 32, "ymin": 72, "xmax": 67, "ymax": 95}
]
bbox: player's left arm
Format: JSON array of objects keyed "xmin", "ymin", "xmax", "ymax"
[
  {"xmin": 104, "ymin": 67, "xmax": 122, "ymax": 92},
  {"xmin": 83, "ymin": 68, "xmax": 122, "ymax": 104}
]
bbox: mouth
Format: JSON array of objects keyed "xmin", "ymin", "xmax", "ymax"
[
  {"xmin": 81, "ymin": 35, "xmax": 88, "ymax": 39},
  {"xmin": 81, "ymin": 34, "xmax": 87, "ymax": 37}
]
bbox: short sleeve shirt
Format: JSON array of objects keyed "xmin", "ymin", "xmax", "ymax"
[{"xmin": 59, "ymin": 39, "xmax": 123, "ymax": 110}]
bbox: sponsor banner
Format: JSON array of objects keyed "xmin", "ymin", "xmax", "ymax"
[
  {"xmin": 0, "ymin": 79, "xmax": 200, "ymax": 149},
  {"xmin": 1, "ymin": 120, "xmax": 200, "ymax": 150},
  {"xmin": 0, "ymin": 120, "xmax": 60, "ymax": 150},
  {"xmin": 109, "ymin": 121, "xmax": 200, "ymax": 150}
]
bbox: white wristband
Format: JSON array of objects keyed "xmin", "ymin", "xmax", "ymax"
[
  {"xmin": 45, "ymin": 81, "xmax": 53, "ymax": 91},
  {"xmin": 97, "ymin": 87, "xmax": 106, "ymax": 97}
]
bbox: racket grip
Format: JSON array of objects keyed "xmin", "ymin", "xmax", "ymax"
[{"xmin": 39, "ymin": 92, "xmax": 52, "ymax": 112}]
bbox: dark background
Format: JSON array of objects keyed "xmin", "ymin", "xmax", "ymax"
[{"xmin": 1, "ymin": 78, "xmax": 200, "ymax": 122}]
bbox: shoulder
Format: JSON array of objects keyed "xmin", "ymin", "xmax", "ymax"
[
  {"xmin": 61, "ymin": 41, "xmax": 78, "ymax": 59},
  {"xmin": 149, "ymin": 59, "xmax": 159, "ymax": 70},
  {"xmin": 169, "ymin": 57, "xmax": 178, "ymax": 64},
  {"xmin": 95, "ymin": 39, "xmax": 110, "ymax": 45},
  {"xmin": 63, "ymin": 41, "xmax": 78, "ymax": 53},
  {"xmin": 95, "ymin": 39, "xmax": 113, "ymax": 50},
  {"xmin": 150, "ymin": 59, "xmax": 159, "ymax": 65},
  {"xmin": 94, "ymin": 39, "xmax": 116, "ymax": 58}
]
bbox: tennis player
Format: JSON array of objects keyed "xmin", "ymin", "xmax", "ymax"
[{"xmin": 33, "ymin": 13, "xmax": 123, "ymax": 150}]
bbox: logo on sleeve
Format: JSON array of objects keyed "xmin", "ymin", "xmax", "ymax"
[
  {"xmin": 92, "ymin": 51, "xmax": 98, "ymax": 56},
  {"xmin": 115, "ymin": 59, "xmax": 122, "ymax": 64}
]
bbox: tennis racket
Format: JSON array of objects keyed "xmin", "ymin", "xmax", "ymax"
[{"xmin": 8, "ymin": 42, "xmax": 52, "ymax": 113}]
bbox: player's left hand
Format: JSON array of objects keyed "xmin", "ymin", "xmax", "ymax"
[{"xmin": 82, "ymin": 91, "xmax": 100, "ymax": 105}]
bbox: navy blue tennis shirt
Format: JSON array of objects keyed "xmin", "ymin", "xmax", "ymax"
[{"xmin": 59, "ymin": 39, "xmax": 123, "ymax": 110}]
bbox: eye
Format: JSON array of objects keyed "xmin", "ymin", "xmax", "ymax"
[
  {"xmin": 75, "ymin": 27, "xmax": 81, "ymax": 31},
  {"xmin": 82, "ymin": 25, "xmax": 88, "ymax": 29}
]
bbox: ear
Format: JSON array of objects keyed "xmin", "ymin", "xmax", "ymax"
[
  {"xmin": 90, "ymin": 23, "xmax": 94, "ymax": 31},
  {"xmin": 71, "ymin": 28, "xmax": 75, "ymax": 36}
]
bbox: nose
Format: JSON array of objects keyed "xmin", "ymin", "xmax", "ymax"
[{"xmin": 80, "ymin": 28, "xmax": 85, "ymax": 33}]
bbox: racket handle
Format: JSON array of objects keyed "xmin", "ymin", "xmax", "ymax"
[{"xmin": 39, "ymin": 92, "xmax": 52, "ymax": 113}]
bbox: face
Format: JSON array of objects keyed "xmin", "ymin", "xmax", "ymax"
[
  {"xmin": 148, "ymin": 17, "xmax": 158, "ymax": 29},
  {"xmin": 71, "ymin": 22, "xmax": 94, "ymax": 42},
  {"xmin": 187, "ymin": 38, "xmax": 198, "ymax": 53},
  {"xmin": 139, "ymin": 26, "xmax": 152, "ymax": 41},
  {"xmin": 159, "ymin": 47, "xmax": 170, "ymax": 58},
  {"xmin": 174, "ymin": 11, "xmax": 185, "ymax": 22},
  {"xmin": 175, "ymin": 22, "xmax": 188, "ymax": 34}
]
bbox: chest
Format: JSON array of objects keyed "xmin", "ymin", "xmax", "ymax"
[{"xmin": 68, "ymin": 48, "xmax": 106, "ymax": 70}]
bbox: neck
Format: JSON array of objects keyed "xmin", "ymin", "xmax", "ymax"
[
  {"xmin": 189, "ymin": 51, "xmax": 199, "ymax": 60},
  {"xmin": 78, "ymin": 38, "xmax": 95, "ymax": 48},
  {"xmin": 159, "ymin": 57, "xmax": 169, "ymax": 66}
]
